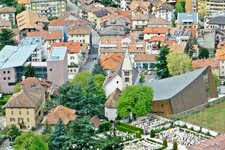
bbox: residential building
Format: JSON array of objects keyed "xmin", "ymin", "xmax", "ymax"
[
  {"xmin": 98, "ymin": 37, "xmax": 148, "ymax": 56},
  {"xmin": 21, "ymin": 77, "xmax": 52, "ymax": 100},
  {"xmin": 147, "ymin": 17, "xmax": 172, "ymax": 28},
  {"xmin": 0, "ymin": 7, "xmax": 16, "ymax": 25},
  {"xmin": 16, "ymin": 10, "xmax": 49, "ymax": 38},
  {"xmin": 48, "ymin": 42, "xmax": 88, "ymax": 77},
  {"xmin": 0, "ymin": 20, "xmax": 11, "ymax": 29},
  {"xmin": 66, "ymin": 25, "xmax": 92, "ymax": 48},
  {"xmin": 58, "ymin": 12, "xmax": 79, "ymax": 21},
  {"xmin": 131, "ymin": 14, "xmax": 150, "ymax": 30},
  {"xmin": 27, "ymin": 30, "xmax": 64, "ymax": 47},
  {"xmin": 30, "ymin": 0, "xmax": 67, "ymax": 17},
  {"xmin": 156, "ymin": 3, "xmax": 174, "ymax": 21},
  {"xmin": 104, "ymin": 88, "xmax": 122, "ymax": 120},
  {"xmin": 100, "ymin": 26, "xmax": 127, "ymax": 37},
  {"xmin": 176, "ymin": 13, "xmax": 198, "ymax": 29},
  {"xmin": 144, "ymin": 67, "xmax": 218, "ymax": 115},
  {"xmin": 206, "ymin": 15, "xmax": 225, "ymax": 30},
  {"xmin": 216, "ymin": 45, "xmax": 225, "ymax": 78},
  {"xmin": 143, "ymin": 27, "xmax": 169, "ymax": 41},
  {"xmin": 4, "ymin": 88, "xmax": 45, "ymax": 129},
  {"xmin": 41, "ymin": 105, "xmax": 77, "ymax": 125},
  {"xmin": 133, "ymin": 54, "xmax": 157, "ymax": 70},
  {"xmin": 128, "ymin": 1, "xmax": 152, "ymax": 15},
  {"xmin": 47, "ymin": 47, "xmax": 68, "ymax": 86},
  {"xmin": 103, "ymin": 52, "xmax": 139, "ymax": 97},
  {"xmin": 206, "ymin": 0, "xmax": 225, "ymax": 16},
  {"xmin": 168, "ymin": 42, "xmax": 186, "ymax": 53},
  {"xmin": 48, "ymin": 19, "xmax": 89, "ymax": 41},
  {"xmin": 192, "ymin": 59, "xmax": 220, "ymax": 76},
  {"xmin": 0, "ymin": 38, "xmax": 45, "ymax": 93},
  {"xmin": 100, "ymin": 54, "xmax": 124, "ymax": 74},
  {"xmin": 120, "ymin": 0, "xmax": 128, "ymax": 11}
]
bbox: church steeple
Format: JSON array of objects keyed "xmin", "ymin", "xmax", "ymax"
[{"xmin": 121, "ymin": 50, "xmax": 133, "ymax": 88}]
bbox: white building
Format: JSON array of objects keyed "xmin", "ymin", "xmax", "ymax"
[
  {"xmin": 156, "ymin": 3, "xmax": 174, "ymax": 21},
  {"xmin": 104, "ymin": 88, "xmax": 122, "ymax": 121},
  {"xmin": 0, "ymin": 7, "xmax": 16, "ymax": 25},
  {"xmin": 103, "ymin": 51, "xmax": 139, "ymax": 97}
]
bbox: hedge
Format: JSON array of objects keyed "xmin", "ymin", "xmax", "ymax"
[
  {"xmin": 0, "ymin": 100, "xmax": 7, "ymax": 105},
  {"xmin": 119, "ymin": 122, "xmax": 144, "ymax": 134},
  {"xmin": 116, "ymin": 125, "xmax": 141, "ymax": 138}
]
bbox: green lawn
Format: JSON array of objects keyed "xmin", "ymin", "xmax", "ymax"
[{"xmin": 173, "ymin": 100, "xmax": 225, "ymax": 133}]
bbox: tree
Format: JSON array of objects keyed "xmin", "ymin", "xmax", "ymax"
[
  {"xmin": 173, "ymin": 141, "xmax": 178, "ymax": 150},
  {"xmin": 198, "ymin": 47, "xmax": 209, "ymax": 59},
  {"xmin": 0, "ymin": 29, "xmax": 16, "ymax": 50},
  {"xmin": 24, "ymin": 66, "xmax": 35, "ymax": 77},
  {"xmin": 0, "ymin": 0, "xmax": 17, "ymax": 7},
  {"xmin": 7, "ymin": 125, "xmax": 21, "ymax": 142},
  {"xmin": 117, "ymin": 85, "xmax": 153, "ymax": 121},
  {"xmin": 155, "ymin": 45, "xmax": 170, "ymax": 79},
  {"xmin": 43, "ymin": 122, "xmax": 52, "ymax": 135},
  {"xmin": 71, "ymin": 71, "xmax": 91, "ymax": 87},
  {"xmin": 166, "ymin": 53, "xmax": 192, "ymax": 76},
  {"xmin": 81, "ymin": 78, "xmax": 106, "ymax": 116},
  {"xmin": 14, "ymin": 131, "xmax": 48, "ymax": 150},
  {"xmin": 14, "ymin": 81, "xmax": 21, "ymax": 93},
  {"xmin": 163, "ymin": 139, "xmax": 168, "ymax": 148},
  {"xmin": 66, "ymin": 117, "xmax": 96, "ymax": 149},
  {"xmin": 140, "ymin": 73, "xmax": 145, "ymax": 84},
  {"xmin": 16, "ymin": 4, "xmax": 26, "ymax": 14},
  {"xmin": 50, "ymin": 119, "xmax": 67, "ymax": 150},
  {"xmin": 92, "ymin": 59, "xmax": 106, "ymax": 76},
  {"xmin": 93, "ymin": 74, "xmax": 106, "ymax": 88},
  {"xmin": 184, "ymin": 39, "xmax": 195, "ymax": 57}
]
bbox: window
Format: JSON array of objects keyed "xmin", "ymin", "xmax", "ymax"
[
  {"xmin": 50, "ymin": 68, "xmax": 52, "ymax": 71},
  {"xmin": 125, "ymin": 78, "xmax": 129, "ymax": 82},
  {"xmin": 161, "ymin": 104, "xmax": 164, "ymax": 107},
  {"xmin": 70, "ymin": 56, "xmax": 74, "ymax": 60},
  {"xmin": 19, "ymin": 111, "xmax": 21, "ymax": 115},
  {"xmin": 8, "ymin": 77, "xmax": 10, "ymax": 80},
  {"xmin": 10, "ymin": 118, "xmax": 15, "ymax": 122},
  {"xmin": 27, "ymin": 118, "xmax": 29, "ymax": 122},
  {"xmin": 223, "ymin": 61, "xmax": 225, "ymax": 63},
  {"xmin": 117, "ymin": 81, "xmax": 119, "ymax": 84},
  {"xmin": 11, "ymin": 111, "xmax": 13, "ymax": 115},
  {"xmin": 26, "ymin": 111, "xmax": 29, "ymax": 115},
  {"xmin": 3, "ymin": 77, "xmax": 6, "ymax": 80},
  {"xmin": 3, "ymin": 71, "xmax": 5, "ymax": 74},
  {"xmin": 124, "ymin": 71, "xmax": 129, "ymax": 76},
  {"xmin": 7, "ymin": 71, "xmax": 10, "ymax": 73}
]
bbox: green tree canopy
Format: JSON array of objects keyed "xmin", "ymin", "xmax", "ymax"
[
  {"xmin": 14, "ymin": 81, "xmax": 21, "ymax": 93},
  {"xmin": 71, "ymin": 71, "xmax": 91, "ymax": 87},
  {"xmin": 14, "ymin": 131, "xmax": 48, "ymax": 150},
  {"xmin": 117, "ymin": 85, "xmax": 153, "ymax": 121},
  {"xmin": 50, "ymin": 119, "xmax": 67, "ymax": 150},
  {"xmin": 155, "ymin": 45, "xmax": 170, "ymax": 79},
  {"xmin": 198, "ymin": 47, "xmax": 209, "ymax": 59},
  {"xmin": 7, "ymin": 125, "xmax": 21, "ymax": 142},
  {"xmin": 24, "ymin": 66, "xmax": 35, "ymax": 77},
  {"xmin": 92, "ymin": 59, "xmax": 106, "ymax": 76},
  {"xmin": 184, "ymin": 39, "xmax": 195, "ymax": 57},
  {"xmin": 0, "ymin": 0, "xmax": 17, "ymax": 7},
  {"xmin": 167, "ymin": 52, "xmax": 192, "ymax": 76},
  {"xmin": 213, "ymin": 73, "xmax": 219, "ymax": 87},
  {"xmin": 0, "ymin": 28, "xmax": 16, "ymax": 50}
]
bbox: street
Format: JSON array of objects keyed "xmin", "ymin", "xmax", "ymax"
[
  {"xmin": 80, "ymin": 28, "xmax": 100, "ymax": 72},
  {"xmin": 0, "ymin": 139, "xmax": 10, "ymax": 150}
]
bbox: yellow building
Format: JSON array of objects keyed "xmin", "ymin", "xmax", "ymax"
[{"xmin": 4, "ymin": 88, "xmax": 45, "ymax": 130}]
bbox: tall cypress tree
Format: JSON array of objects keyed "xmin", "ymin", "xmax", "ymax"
[
  {"xmin": 92, "ymin": 59, "xmax": 106, "ymax": 76},
  {"xmin": 50, "ymin": 119, "xmax": 67, "ymax": 150},
  {"xmin": 0, "ymin": 29, "xmax": 16, "ymax": 50},
  {"xmin": 155, "ymin": 45, "xmax": 170, "ymax": 79}
]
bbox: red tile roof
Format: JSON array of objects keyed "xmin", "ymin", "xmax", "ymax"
[
  {"xmin": 143, "ymin": 27, "xmax": 168, "ymax": 34},
  {"xmin": 41, "ymin": 105, "xmax": 77, "ymax": 125},
  {"xmin": 49, "ymin": 42, "xmax": 81, "ymax": 53},
  {"xmin": 148, "ymin": 36, "xmax": 166, "ymax": 42},
  {"xmin": 100, "ymin": 54, "xmax": 124, "ymax": 70},
  {"xmin": 27, "ymin": 30, "xmax": 63, "ymax": 41},
  {"xmin": 192, "ymin": 59, "xmax": 219, "ymax": 68},
  {"xmin": 134, "ymin": 54, "xmax": 158, "ymax": 62}
]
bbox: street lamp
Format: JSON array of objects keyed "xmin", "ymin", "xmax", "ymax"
[{"xmin": 8, "ymin": 135, "xmax": 16, "ymax": 146}]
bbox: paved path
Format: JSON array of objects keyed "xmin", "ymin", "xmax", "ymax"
[{"xmin": 0, "ymin": 139, "xmax": 10, "ymax": 150}]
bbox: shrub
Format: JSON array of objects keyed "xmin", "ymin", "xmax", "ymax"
[
  {"xmin": 150, "ymin": 130, "xmax": 156, "ymax": 138},
  {"xmin": 163, "ymin": 139, "xmax": 168, "ymax": 148},
  {"xmin": 173, "ymin": 141, "xmax": 178, "ymax": 150},
  {"xmin": 98, "ymin": 121, "xmax": 112, "ymax": 132},
  {"xmin": 119, "ymin": 123, "xmax": 144, "ymax": 134},
  {"xmin": 116, "ymin": 125, "xmax": 141, "ymax": 138}
]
